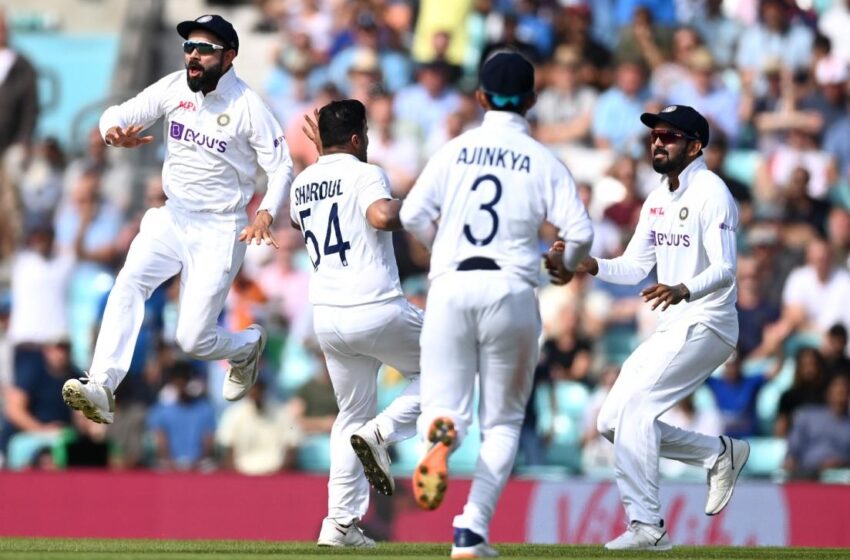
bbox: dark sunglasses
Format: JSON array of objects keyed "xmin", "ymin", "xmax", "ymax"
[
  {"xmin": 182, "ymin": 40, "xmax": 224, "ymax": 55},
  {"xmin": 650, "ymin": 129, "xmax": 696, "ymax": 145}
]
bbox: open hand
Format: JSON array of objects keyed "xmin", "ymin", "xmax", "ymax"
[
  {"xmin": 104, "ymin": 125, "xmax": 154, "ymax": 148},
  {"xmin": 239, "ymin": 210, "xmax": 278, "ymax": 247},
  {"xmin": 640, "ymin": 283, "xmax": 690, "ymax": 311},
  {"xmin": 301, "ymin": 108, "xmax": 322, "ymax": 156}
]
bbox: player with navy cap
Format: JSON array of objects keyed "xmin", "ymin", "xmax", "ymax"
[
  {"xmin": 62, "ymin": 15, "xmax": 293, "ymax": 423},
  {"xmin": 559, "ymin": 105, "xmax": 749, "ymax": 550},
  {"xmin": 401, "ymin": 51, "xmax": 593, "ymax": 558}
]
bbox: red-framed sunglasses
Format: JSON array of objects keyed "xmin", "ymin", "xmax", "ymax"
[{"xmin": 650, "ymin": 129, "xmax": 697, "ymax": 144}]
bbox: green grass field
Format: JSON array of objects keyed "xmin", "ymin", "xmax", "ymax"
[{"xmin": 0, "ymin": 539, "xmax": 847, "ymax": 560}]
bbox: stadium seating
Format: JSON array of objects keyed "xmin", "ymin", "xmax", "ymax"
[{"xmin": 742, "ymin": 437, "xmax": 787, "ymax": 478}]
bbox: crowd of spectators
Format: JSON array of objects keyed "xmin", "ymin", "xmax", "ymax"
[{"xmin": 1, "ymin": 0, "xmax": 850, "ymax": 481}]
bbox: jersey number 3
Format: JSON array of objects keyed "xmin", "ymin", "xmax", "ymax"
[
  {"xmin": 298, "ymin": 203, "xmax": 351, "ymax": 269},
  {"xmin": 463, "ymin": 174, "xmax": 502, "ymax": 247}
]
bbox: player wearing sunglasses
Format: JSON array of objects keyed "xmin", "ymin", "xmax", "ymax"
[
  {"xmin": 62, "ymin": 15, "xmax": 294, "ymax": 423},
  {"xmin": 547, "ymin": 105, "xmax": 748, "ymax": 551}
]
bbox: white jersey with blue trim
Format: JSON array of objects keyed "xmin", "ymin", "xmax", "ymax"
[
  {"xmin": 595, "ymin": 156, "xmax": 739, "ymax": 346},
  {"xmin": 400, "ymin": 110, "xmax": 593, "ymax": 286},
  {"xmin": 100, "ymin": 68, "xmax": 293, "ymax": 216},
  {"xmin": 290, "ymin": 153, "xmax": 403, "ymax": 307}
]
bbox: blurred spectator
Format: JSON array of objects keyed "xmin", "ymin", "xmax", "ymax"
[
  {"xmin": 667, "ymin": 47, "xmax": 742, "ymax": 143},
  {"xmin": 580, "ymin": 365, "xmax": 619, "ymax": 474},
  {"xmin": 746, "ymin": 222, "xmax": 799, "ymax": 308},
  {"xmin": 703, "ymin": 133, "xmax": 753, "ymax": 215},
  {"xmin": 393, "ymin": 61, "xmax": 462, "ymax": 141},
  {"xmin": 591, "ymin": 59, "xmax": 651, "ymax": 155},
  {"xmin": 216, "ymin": 379, "xmax": 301, "ymax": 475},
  {"xmin": 0, "ymin": 339, "xmax": 77, "ymax": 456},
  {"xmin": 767, "ymin": 239, "xmax": 850, "ymax": 354},
  {"xmin": 736, "ymin": 255, "xmax": 780, "ymax": 359},
  {"xmin": 289, "ymin": 350, "xmax": 338, "ymax": 436},
  {"xmin": 17, "ymin": 137, "xmax": 65, "ymax": 223},
  {"xmin": 64, "ymin": 127, "xmax": 134, "ymax": 214},
  {"xmin": 537, "ymin": 306, "xmax": 593, "ymax": 386},
  {"xmin": 256, "ymin": 227, "xmax": 310, "ymax": 329},
  {"xmin": 284, "ymin": 82, "xmax": 341, "ymax": 171},
  {"xmin": 615, "ymin": 0, "xmax": 678, "ymax": 28},
  {"xmin": 411, "ymin": 0, "xmax": 470, "ymax": 67},
  {"xmin": 806, "ymin": 55, "xmax": 848, "ymax": 140},
  {"xmin": 533, "ymin": 46, "xmax": 597, "ymax": 150},
  {"xmin": 366, "ymin": 90, "xmax": 420, "ymax": 196},
  {"xmin": 615, "ymin": 8, "xmax": 673, "ymax": 73},
  {"xmin": 781, "ymin": 167, "xmax": 831, "ymax": 239},
  {"xmin": 693, "ymin": 0, "xmax": 741, "ymax": 68},
  {"xmin": 147, "ymin": 362, "xmax": 217, "ymax": 471},
  {"xmin": 54, "ymin": 168, "xmax": 124, "ymax": 366},
  {"xmin": 736, "ymin": 0, "xmax": 814, "ymax": 88},
  {"xmin": 0, "ymin": 9, "xmax": 38, "ymax": 156},
  {"xmin": 515, "ymin": 0, "xmax": 555, "ymax": 60},
  {"xmin": 705, "ymin": 351, "xmax": 777, "ymax": 439},
  {"xmin": 328, "ymin": 10, "xmax": 411, "ymax": 95},
  {"xmin": 823, "ymin": 100, "xmax": 850, "ymax": 181},
  {"xmin": 8, "ymin": 219, "xmax": 74, "ymax": 348},
  {"xmin": 552, "ymin": 2, "xmax": 613, "ymax": 90},
  {"xmin": 480, "ymin": 11, "xmax": 541, "ymax": 64},
  {"xmin": 576, "ymin": 182, "xmax": 622, "ymax": 260},
  {"xmin": 775, "ymin": 347, "xmax": 827, "ymax": 437},
  {"xmin": 818, "ymin": 0, "xmax": 850, "ymax": 65},
  {"xmin": 265, "ymin": 35, "xmax": 326, "ymax": 125},
  {"xmin": 785, "ymin": 375, "xmax": 850, "ymax": 478},
  {"xmin": 647, "ymin": 25, "xmax": 702, "ymax": 101},
  {"xmin": 827, "ymin": 207, "xmax": 850, "ymax": 268},
  {"xmin": 601, "ymin": 156, "xmax": 644, "ymax": 232},
  {"xmin": 226, "ymin": 268, "xmax": 268, "ymax": 333},
  {"xmin": 755, "ymin": 128, "xmax": 836, "ymax": 206},
  {"xmin": 821, "ymin": 323, "xmax": 850, "ymax": 383},
  {"xmin": 346, "ymin": 48, "xmax": 384, "ymax": 105},
  {"xmin": 291, "ymin": 0, "xmax": 333, "ymax": 58},
  {"xmin": 659, "ymin": 394, "xmax": 723, "ymax": 478}
]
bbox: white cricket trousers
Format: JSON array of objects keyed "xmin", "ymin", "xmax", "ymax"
[
  {"xmin": 419, "ymin": 271, "xmax": 541, "ymax": 541},
  {"xmin": 596, "ymin": 322, "xmax": 733, "ymax": 525},
  {"xmin": 89, "ymin": 204, "xmax": 259, "ymax": 391},
  {"xmin": 313, "ymin": 297, "xmax": 423, "ymax": 523}
]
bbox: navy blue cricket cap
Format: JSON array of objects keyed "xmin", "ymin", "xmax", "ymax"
[
  {"xmin": 640, "ymin": 104, "xmax": 710, "ymax": 146},
  {"xmin": 479, "ymin": 51, "xmax": 535, "ymax": 107},
  {"xmin": 177, "ymin": 14, "xmax": 239, "ymax": 53}
]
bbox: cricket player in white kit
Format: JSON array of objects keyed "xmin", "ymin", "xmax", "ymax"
[
  {"xmin": 570, "ymin": 105, "xmax": 750, "ymax": 550},
  {"xmin": 401, "ymin": 52, "xmax": 594, "ymax": 559},
  {"xmin": 62, "ymin": 15, "xmax": 293, "ymax": 423},
  {"xmin": 291, "ymin": 100, "xmax": 421, "ymax": 547}
]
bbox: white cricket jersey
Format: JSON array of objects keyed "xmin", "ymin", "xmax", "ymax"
[
  {"xmin": 596, "ymin": 156, "xmax": 739, "ymax": 346},
  {"xmin": 99, "ymin": 68, "xmax": 293, "ymax": 216},
  {"xmin": 400, "ymin": 111, "xmax": 593, "ymax": 285},
  {"xmin": 289, "ymin": 153, "xmax": 403, "ymax": 306}
]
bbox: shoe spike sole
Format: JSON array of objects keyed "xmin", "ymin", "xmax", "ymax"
[
  {"xmin": 413, "ymin": 417, "xmax": 456, "ymax": 511},
  {"xmin": 350, "ymin": 434, "xmax": 394, "ymax": 496}
]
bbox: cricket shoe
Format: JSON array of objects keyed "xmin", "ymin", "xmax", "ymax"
[
  {"xmin": 413, "ymin": 416, "xmax": 456, "ymax": 511},
  {"xmin": 705, "ymin": 435, "xmax": 750, "ymax": 515},
  {"xmin": 351, "ymin": 421, "xmax": 395, "ymax": 495},
  {"xmin": 451, "ymin": 528, "xmax": 499, "ymax": 558},
  {"xmin": 62, "ymin": 374, "xmax": 115, "ymax": 424},
  {"xmin": 604, "ymin": 521, "xmax": 672, "ymax": 551},
  {"xmin": 222, "ymin": 324, "xmax": 267, "ymax": 401},
  {"xmin": 317, "ymin": 517, "xmax": 375, "ymax": 547}
]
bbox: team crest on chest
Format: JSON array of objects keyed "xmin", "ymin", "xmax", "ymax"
[
  {"xmin": 679, "ymin": 207, "xmax": 689, "ymax": 220},
  {"xmin": 217, "ymin": 113, "xmax": 231, "ymax": 127}
]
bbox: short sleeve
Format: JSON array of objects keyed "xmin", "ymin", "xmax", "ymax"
[{"xmin": 356, "ymin": 165, "xmax": 392, "ymax": 217}]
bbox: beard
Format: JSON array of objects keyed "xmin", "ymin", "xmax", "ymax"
[
  {"xmin": 651, "ymin": 147, "xmax": 687, "ymax": 174},
  {"xmin": 186, "ymin": 58, "xmax": 224, "ymax": 93}
]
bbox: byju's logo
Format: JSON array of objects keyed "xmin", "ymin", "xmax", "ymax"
[
  {"xmin": 168, "ymin": 120, "xmax": 228, "ymax": 153},
  {"xmin": 170, "ymin": 121, "xmax": 185, "ymax": 140}
]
